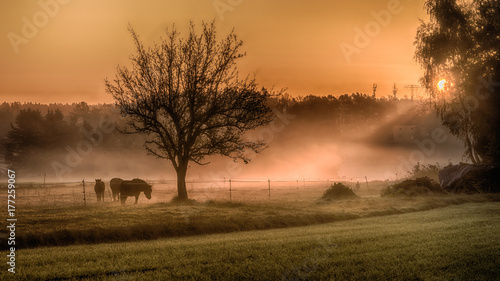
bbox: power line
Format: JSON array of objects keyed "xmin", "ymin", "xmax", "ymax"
[{"xmin": 404, "ymin": 85, "xmax": 419, "ymax": 100}]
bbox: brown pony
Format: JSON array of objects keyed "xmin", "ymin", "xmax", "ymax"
[
  {"xmin": 94, "ymin": 179, "xmax": 105, "ymax": 202},
  {"xmin": 110, "ymin": 178, "xmax": 124, "ymax": 202},
  {"xmin": 119, "ymin": 179, "xmax": 152, "ymax": 205}
]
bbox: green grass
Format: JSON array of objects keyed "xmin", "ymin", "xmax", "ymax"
[
  {"xmin": 4, "ymin": 202, "xmax": 499, "ymax": 280},
  {"xmin": 8, "ymin": 194, "xmax": 499, "ymax": 249}
]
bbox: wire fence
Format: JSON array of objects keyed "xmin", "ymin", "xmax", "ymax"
[{"xmin": 3, "ymin": 177, "xmax": 389, "ymax": 207}]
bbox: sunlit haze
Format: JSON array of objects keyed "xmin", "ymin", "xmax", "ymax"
[
  {"xmin": 1, "ymin": 0, "xmax": 427, "ymax": 103},
  {"xmin": 0, "ymin": 0, "xmax": 464, "ymax": 183},
  {"xmin": 437, "ymin": 79, "xmax": 446, "ymax": 90}
]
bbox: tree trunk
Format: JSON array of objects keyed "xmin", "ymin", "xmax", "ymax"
[{"xmin": 176, "ymin": 160, "xmax": 189, "ymax": 200}]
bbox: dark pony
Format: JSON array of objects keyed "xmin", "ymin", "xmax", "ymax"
[
  {"xmin": 119, "ymin": 179, "xmax": 152, "ymax": 205},
  {"xmin": 94, "ymin": 179, "xmax": 105, "ymax": 202},
  {"xmin": 110, "ymin": 178, "xmax": 124, "ymax": 202}
]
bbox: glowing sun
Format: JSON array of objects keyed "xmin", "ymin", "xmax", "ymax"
[{"xmin": 437, "ymin": 79, "xmax": 446, "ymax": 90}]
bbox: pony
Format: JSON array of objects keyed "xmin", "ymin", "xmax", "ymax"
[
  {"xmin": 94, "ymin": 179, "xmax": 105, "ymax": 202},
  {"xmin": 110, "ymin": 178, "xmax": 124, "ymax": 202},
  {"xmin": 119, "ymin": 179, "xmax": 152, "ymax": 205}
]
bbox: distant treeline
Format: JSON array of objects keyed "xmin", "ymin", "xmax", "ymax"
[
  {"xmin": 279, "ymin": 92, "xmax": 394, "ymax": 120},
  {"xmin": 0, "ymin": 102, "xmax": 145, "ymax": 176},
  {"xmin": 0, "ymin": 93, "xmax": 406, "ymax": 176},
  {"xmin": 276, "ymin": 93, "xmax": 397, "ymax": 136}
]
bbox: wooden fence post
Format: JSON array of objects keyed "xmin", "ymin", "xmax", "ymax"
[
  {"xmin": 268, "ymin": 179, "xmax": 271, "ymax": 200},
  {"xmin": 82, "ymin": 179, "xmax": 86, "ymax": 207}
]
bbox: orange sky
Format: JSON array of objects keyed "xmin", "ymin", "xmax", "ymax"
[{"xmin": 0, "ymin": 0, "xmax": 428, "ymax": 104}]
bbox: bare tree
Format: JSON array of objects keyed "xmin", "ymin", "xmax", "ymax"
[{"xmin": 105, "ymin": 22, "xmax": 274, "ymax": 200}]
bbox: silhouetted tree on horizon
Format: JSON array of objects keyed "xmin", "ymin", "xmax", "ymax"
[{"xmin": 105, "ymin": 21, "xmax": 274, "ymax": 200}]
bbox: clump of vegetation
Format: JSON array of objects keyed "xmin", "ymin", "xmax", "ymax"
[
  {"xmin": 406, "ymin": 162, "xmax": 450, "ymax": 183},
  {"xmin": 321, "ymin": 183, "xmax": 358, "ymax": 201},
  {"xmin": 381, "ymin": 177, "xmax": 445, "ymax": 197},
  {"xmin": 170, "ymin": 196, "xmax": 198, "ymax": 205}
]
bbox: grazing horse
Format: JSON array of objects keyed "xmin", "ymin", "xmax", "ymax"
[
  {"xmin": 119, "ymin": 179, "xmax": 152, "ymax": 205},
  {"xmin": 110, "ymin": 178, "xmax": 124, "ymax": 202},
  {"xmin": 94, "ymin": 179, "xmax": 105, "ymax": 202}
]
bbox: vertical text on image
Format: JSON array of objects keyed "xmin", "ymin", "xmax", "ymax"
[{"xmin": 6, "ymin": 169, "xmax": 17, "ymax": 274}]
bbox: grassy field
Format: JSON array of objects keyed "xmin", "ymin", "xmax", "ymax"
[
  {"xmin": 8, "ymin": 193, "xmax": 499, "ymax": 249},
  {"xmin": 4, "ymin": 202, "xmax": 499, "ymax": 280}
]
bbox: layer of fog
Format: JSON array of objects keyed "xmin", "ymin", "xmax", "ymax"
[{"xmin": 33, "ymin": 102, "xmax": 464, "ymax": 184}]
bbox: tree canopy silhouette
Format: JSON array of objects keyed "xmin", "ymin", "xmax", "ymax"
[
  {"xmin": 415, "ymin": 0, "xmax": 500, "ymax": 165},
  {"xmin": 4, "ymin": 108, "xmax": 77, "ymax": 173},
  {"xmin": 105, "ymin": 22, "xmax": 274, "ymax": 199}
]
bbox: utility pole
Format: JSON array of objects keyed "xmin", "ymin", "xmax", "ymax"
[
  {"xmin": 372, "ymin": 83, "xmax": 377, "ymax": 98},
  {"xmin": 393, "ymin": 83, "xmax": 398, "ymax": 98},
  {"xmin": 404, "ymin": 85, "xmax": 419, "ymax": 100}
]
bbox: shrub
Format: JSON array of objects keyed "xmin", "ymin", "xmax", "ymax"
[
  {"xmin": 381, "ymin": 177, "xmax": 445, "ymax": 197},
  {"xmin": 321, "ymin": 183, "xmax": 358, "ymax": 201}
]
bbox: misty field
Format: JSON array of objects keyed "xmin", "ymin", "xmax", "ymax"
[
  {"xmin": 4, "ymin": 202, "xmax": 499, "ymax": 280},
  {"xmin": 4, "ymin": 180, "xmax": 499, "ymax": 249},
  {"xmin": 3, "ymin": 179, "xmax": 386, "ymax": 207}
]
